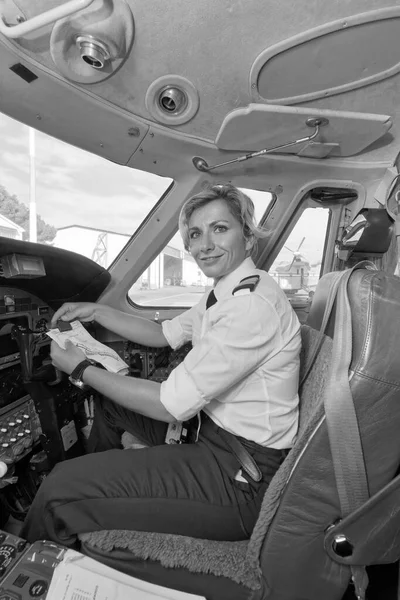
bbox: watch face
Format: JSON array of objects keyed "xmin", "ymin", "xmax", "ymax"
[{"xmin": 68, "ymin": 375, "xmax": 86, "ymax": 389}]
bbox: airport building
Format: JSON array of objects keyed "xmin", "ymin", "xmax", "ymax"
[{"xmin": 53, "ymin": 225, "xmax": 209, "ymax": 290}]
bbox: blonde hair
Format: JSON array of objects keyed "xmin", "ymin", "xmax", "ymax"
[{"xmin": 179, "ymin": 183, "xmax": 268, "ymax": 252}]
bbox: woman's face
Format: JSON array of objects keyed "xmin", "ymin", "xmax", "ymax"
[{"xmin": 188, "ymin": 198, "xmax": 252, "ymax": 281}]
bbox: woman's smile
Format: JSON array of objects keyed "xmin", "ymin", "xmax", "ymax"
[{"xmin": 200, "ymin": 255, "xmax": 223, "ymax": 263}]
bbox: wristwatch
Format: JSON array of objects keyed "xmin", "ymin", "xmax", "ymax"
[{"xmin": 68, "ymin": 359, "xmax": 97, "ymax": 389}]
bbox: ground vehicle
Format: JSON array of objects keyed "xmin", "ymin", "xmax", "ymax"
[{"xmin": 0, "ymin": 0, "xmax": 400, "ymax": 598}]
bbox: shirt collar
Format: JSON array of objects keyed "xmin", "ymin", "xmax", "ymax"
[{"xmin": 214, "ymin": 257, "xmax": 257, "ymax": 300}]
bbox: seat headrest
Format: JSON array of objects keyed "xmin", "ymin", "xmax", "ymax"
[{"xmin": 341, "ymin": 208, "xmax": 394, "ymax": 256}]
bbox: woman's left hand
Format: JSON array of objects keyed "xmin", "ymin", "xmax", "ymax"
[{"xmin": 51, "ymin": 339, "xmax": 86, "ymax": 374}]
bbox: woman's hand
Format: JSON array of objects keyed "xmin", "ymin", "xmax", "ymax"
[
  {"xmin": 51, "ymin": 302, "xmax": 98, "ymax": 328},
  {"xmin": 50, "ymin": 340, "xmax": 86, "ymax": 375}
]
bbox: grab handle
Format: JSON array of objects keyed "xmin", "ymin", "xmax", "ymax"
[{"xmin": 0, "ymin": 0, "xmax": 95, "ymax": 39}]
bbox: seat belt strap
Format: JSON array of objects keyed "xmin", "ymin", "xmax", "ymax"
[
  {"xmin": 299, "ymin": 271, "xmax": 342, "ymax": 389},
  {"xmin": 300, "ymin": 260, "xmax": 376, "ymax": 390},
  {"xmin": 324, "ymin": 266, "xmax": 374, "ymax": 600},
  {"xmin": 325, "ymin": 268, "xmax": 370, "ymax": 512}
]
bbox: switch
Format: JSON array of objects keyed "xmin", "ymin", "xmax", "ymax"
[
  {"xmin": 130, "ymin": 353, "xmax": 143, "ymax": 377},
  {"xmin": 0, "ymin": 461, "xmax": 8, "ymax": 477}
]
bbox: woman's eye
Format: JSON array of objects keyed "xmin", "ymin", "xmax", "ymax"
[
  {"xmin": 215, "ymin": 225, "xmax": 227, "ymax": 233},
  {"xmin": 189, "ymin": 231, "xmax": 200, "ymax": 240}
]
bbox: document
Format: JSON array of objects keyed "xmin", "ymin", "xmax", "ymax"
[
  {"xmin": 46, "ymin": 550, "xmax": 205, "ymax": 600},
  {"xmin": 46, "ymin": 321, "xmax": 129, "ymax": 374}
]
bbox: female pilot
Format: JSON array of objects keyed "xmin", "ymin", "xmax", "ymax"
[{"xmin": 21, "ymin": 183, "xmax": 301, "ymax": 546}]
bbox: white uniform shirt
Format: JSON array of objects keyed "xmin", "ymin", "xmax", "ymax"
[{"xmin": 160, "ymin": 257, "xmax": 301, "ymax": 448}]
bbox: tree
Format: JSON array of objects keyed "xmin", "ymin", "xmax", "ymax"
[{"xmin": 0, "ymin": 184, "xmax": 56, "ymax": 243}]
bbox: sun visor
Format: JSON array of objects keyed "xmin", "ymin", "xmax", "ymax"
[{"xmin": 215, "ymin": 104, "xmax": 392, "ymax": 158}]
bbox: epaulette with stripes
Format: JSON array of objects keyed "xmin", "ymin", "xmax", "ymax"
[{"xmin": 232, "ymin": 274, "xmax": 260, "ymax": 296}]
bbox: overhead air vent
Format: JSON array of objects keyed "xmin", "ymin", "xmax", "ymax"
[
  {"xmin": 76, "ymin": 35, "xmax": 111, "ymax": 70},
  {"xmin": 145, "ymin": 75, "xmax": 199, "ymax": 126},
  {"xmin": 50, "ymin": 0, "xmax": 134, "ymax": 84},
  {"xmin": 158, "ymin": 86, "xmax": 188, "ymax": 115}
]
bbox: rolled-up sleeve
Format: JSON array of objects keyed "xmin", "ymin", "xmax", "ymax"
[
  {"xmin": 160, "ymin": 294, "xmax": 281, "ymax": 421},
  {"xmin": 162, "ymin": 303, "xmax": 201, "ymax": 350}
]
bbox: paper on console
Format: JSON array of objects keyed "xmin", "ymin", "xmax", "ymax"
[
  {"xmin": 46, "ymin": 549, "xmax": 205, "ymax": 600},
  {"xmin": 47, "ymin": 320, "xmax": 129, "ymax": 374}
]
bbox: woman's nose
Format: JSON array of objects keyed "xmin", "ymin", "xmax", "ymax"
[{"xmin": 201, "ymin": 232, "xmax": 214, "ymax": 251}]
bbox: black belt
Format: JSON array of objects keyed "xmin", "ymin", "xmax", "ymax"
[
  {"xmin": 218, "ymin": 427, "xmax": 263, "ymax": 482},
  {"xmin": 200, "ymin": 413, "xmax": 290, "ymax": 483}
]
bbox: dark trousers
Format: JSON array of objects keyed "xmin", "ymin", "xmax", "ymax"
[{"xmin": 21, "ymin": 397, "xmax": 288, "ymax": 547}]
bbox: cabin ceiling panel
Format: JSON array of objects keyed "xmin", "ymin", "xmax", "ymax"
[
  {"xmin": 251, "ymin": 10, "xmax": 400, "ymax": 105},
  {"xmin": 1, "ymin": 0, "xmax": 400, "ymax": 164},
  {"xmin": 0, "ymin": 47, "xmax": 149, "ymax": 164}
]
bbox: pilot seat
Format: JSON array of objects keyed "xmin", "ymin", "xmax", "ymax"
[{"xmin": 79, "ymin": 264, "xmax": 400, "ymax": 600}]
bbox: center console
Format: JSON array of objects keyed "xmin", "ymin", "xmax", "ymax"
[{"xmin": 0, "ymin": 530, "xmax": 65, "ymax": 599}]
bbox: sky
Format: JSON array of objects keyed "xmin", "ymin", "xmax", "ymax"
[{"xmin": 0, "ymin": 113, "xmax": 170, "ymax": 236}]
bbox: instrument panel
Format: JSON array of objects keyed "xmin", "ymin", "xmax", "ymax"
[
  {"xmin": 0, "ymin": 287, "xmax": 87, "ymax": 517},
  {"xmin": 0, "ymin": 241, "xmax": 111, "ymax": 522},
  {"xmin": 120, "ymin": 341, "xmax": 192, "ymax": 382},
  {"xmin": 0, "ymin": 288, "xmax": 52, "ymax": 332},
  {"xmin": 0, "ymin": 289, "xmax": 52, "ymax": 482},
  {"xmin": 0, "ymin": 530, "xmax": 65, "ymax": 599},
  {"xmin": 0, "ymin": 396, "xmax": 41, "ymax": 471}
]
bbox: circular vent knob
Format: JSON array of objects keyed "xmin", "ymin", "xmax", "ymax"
[
  {"xmin": 158, "ymin": 87, "xmax": 188, "ymax": 114},
  {"xmin": 145, "ymin": 75, "xmax": 199, "ymax": 125},
  {"xmin": 76, "ymin": 36, "xmax": 111, "ymax": 70}
]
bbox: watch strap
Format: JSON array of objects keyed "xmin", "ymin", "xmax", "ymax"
[{"xmin": 70, "ymin": 359, "xmax": 96, "ymax": 383}]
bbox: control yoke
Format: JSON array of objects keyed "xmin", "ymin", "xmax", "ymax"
[{"xmin": 11, "ymin": 325, "xmax": 62, "ymax": 384}]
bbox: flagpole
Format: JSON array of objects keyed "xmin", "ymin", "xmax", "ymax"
[{"xmin": 29, "ymin": 127, "xmax": 37, "ymax": 242}]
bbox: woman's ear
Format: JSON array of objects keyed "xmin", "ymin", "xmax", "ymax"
[{"xmin": 245, "ymin": 235, "xmax": 255, "ymax": 253}]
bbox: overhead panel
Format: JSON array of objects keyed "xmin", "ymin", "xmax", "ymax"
[
  {"xmin": 215, "ymin": 104, "xmax": 392, "ymax": 158},
  {"xmin": 0, "ymin": 46, "xmax": 148, "ymax": 165},
  {"xmin": 250, "ymin": 7, "xmax": 400, "ymax": 105}
]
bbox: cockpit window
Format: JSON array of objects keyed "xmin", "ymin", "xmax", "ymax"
[
  {"xmin": 0, "ymin": 115, "xmax": 172, "ymax": 267},
  {"xmin": 128, "ymin": 188, "xmax": 274, "ymax": 308},
  {"xmin": 269, "ymin": 207, "xmax": 330, "ymax": 320}
]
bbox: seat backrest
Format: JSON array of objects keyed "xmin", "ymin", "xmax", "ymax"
[{"xmin": 247, "ymin": 268, "xmax": 400, "ymax": 600}]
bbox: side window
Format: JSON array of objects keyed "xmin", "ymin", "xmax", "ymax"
[
  {"xmin": 269, "ymin": 207, "xmax": 330, "ymax": 316},
  {"xmin": 129, "ymin": 188, "xmax": 274, "ymax": 308}
]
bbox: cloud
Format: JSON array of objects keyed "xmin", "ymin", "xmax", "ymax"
[{"xmin": 0, "ymin": 113, "xmax": 172, "ymax": 235}]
